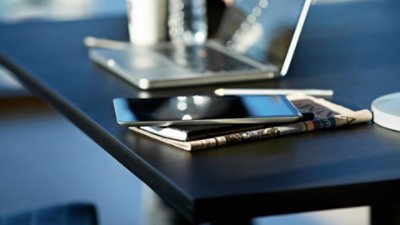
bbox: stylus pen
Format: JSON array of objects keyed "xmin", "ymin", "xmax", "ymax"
[{"xmin": 214, "ymin": 88, "xmax": 334, "ymax": 97}]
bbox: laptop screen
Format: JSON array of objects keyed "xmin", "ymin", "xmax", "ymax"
[{"xmin": 217, "ymin": 0, "xmax": 311, "ymax": 75}]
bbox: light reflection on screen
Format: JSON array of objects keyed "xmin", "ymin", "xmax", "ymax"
[{"xmin": 218, "ymin": 0, "xmax": 307, "ymax": 69}]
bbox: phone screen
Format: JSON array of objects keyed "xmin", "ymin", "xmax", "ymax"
[{"xmin": 113, "ymin": 95, "xmax": 302, "ymax": 126}]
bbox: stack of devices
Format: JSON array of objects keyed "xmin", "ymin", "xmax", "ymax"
[
  {"xmin": 89, "ymin": 0, "xmax": 312, "ymax": 89},
  {"xmin": 113, "ymin": 95, "xmax": 304, "ymax": 126}
]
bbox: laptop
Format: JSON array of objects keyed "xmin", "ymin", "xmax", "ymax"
[{"xmin": 89, "ymin": 0, "xmax": 312, "ymax": 90}]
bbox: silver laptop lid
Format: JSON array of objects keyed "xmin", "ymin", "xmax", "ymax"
[{"xmin": 217, "ymin": 0, "xmax": 312, "ymax": 75}]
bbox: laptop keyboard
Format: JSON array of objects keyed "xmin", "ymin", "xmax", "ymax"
[{"xmin": 157, "ymin": 45, "xmax": 260, "ymax": 73}]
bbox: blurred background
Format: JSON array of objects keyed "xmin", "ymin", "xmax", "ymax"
[
  {"xmin": 0, "ymin": 0, "xmax": 369, "ymax": 224},
  {"xmin": 0, "ymin": 0, "xmax": 125, "ymax": 22}
]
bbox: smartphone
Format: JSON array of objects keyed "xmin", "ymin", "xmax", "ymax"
[{"xmin": 113, "ymin": 95, "xmax": 302, "ymax": 126}]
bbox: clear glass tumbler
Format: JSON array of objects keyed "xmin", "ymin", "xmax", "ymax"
[{"xmin": 168, "ymin": 0, "xmax": 208, "ymax": 45}]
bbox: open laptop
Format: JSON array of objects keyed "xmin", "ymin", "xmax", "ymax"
[{"xmin": 89, "ymin": 0, "xmax": 312, "ymax": 90}]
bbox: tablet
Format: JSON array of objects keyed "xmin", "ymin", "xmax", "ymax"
[{"xmin": 113, "ymin": 95, "xmax": 302, "ymax": 126}]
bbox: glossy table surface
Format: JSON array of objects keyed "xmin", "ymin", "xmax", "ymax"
[{"xmin": 1, "ymin": 0, "xmax": 400, "ymax": 223}]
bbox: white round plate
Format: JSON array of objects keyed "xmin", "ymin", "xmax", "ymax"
[{"xmin": 371, "ymin": 92, "xmax": 400, "ymax": 132}]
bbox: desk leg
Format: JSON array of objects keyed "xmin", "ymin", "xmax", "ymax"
[
  {"xmin": 142, "ymin": 184, "xmax": 254, "ymax": 225},
  {"xmin": 370, "ymin": 204, "xmax": 400, "ymax": 225}
]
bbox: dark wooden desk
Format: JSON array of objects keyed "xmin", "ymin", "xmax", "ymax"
[{"xmin": 1, "ymin": 1, "xmax": 400, "ymax": 223}]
